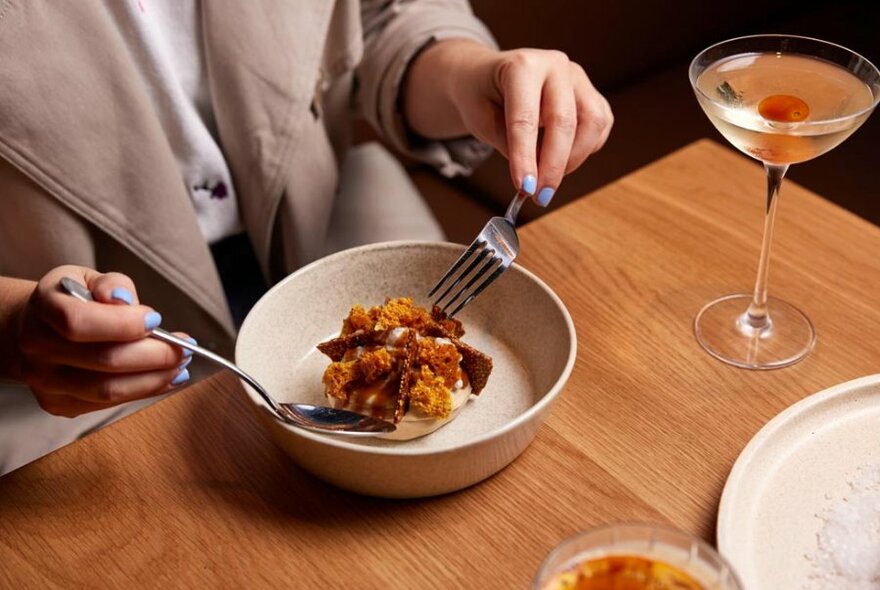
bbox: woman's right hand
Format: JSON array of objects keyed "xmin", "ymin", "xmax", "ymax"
[{"xmin": 16, "ymin": 265, "xmax": 192, "ymax": 417}]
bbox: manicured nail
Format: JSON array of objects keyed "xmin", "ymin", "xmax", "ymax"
[
  {"xmin": 182, "ymin": 337, "xmax": 196, "ymax": 358},
  {"xmin": 521, "ymin": 174, "xmax": 537, "ymax": 196},
  {"xmin": 179, "ymin": 356, "xmax": 193, "ymax": 370},
  {"xmin": 171, "ymin": 368, "xmax": 190, "ymax": 386},
  {"xmin": 537, "ymin": 187, "xmax": 555, "ymax": 207},
  {"xmin": 144, "ymin": 311, "xmax": 162, "ymax": 331},
  {"xmin": 110, "ymin": 287, "xmax": 134, "ymax": 305}
]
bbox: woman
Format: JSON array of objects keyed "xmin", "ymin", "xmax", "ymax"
[{"xmin": 0, "ymin": 0, "xmax": 611, "ymax": 472}]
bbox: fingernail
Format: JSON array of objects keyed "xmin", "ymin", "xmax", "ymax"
[
  {"xmin": 521, "ymin": 174, "xmax": 537, "ymax": 196},
  {"xmin": 537, "ymin": 187, "xmax": 555, "ymax": 207},
  {"xmin": 111, "ymin": 288, "xmax": 134, "ymax": 305},
  {"xmin": 171, "ymin": 368, "xmax": 190, "ymax": 386},
  {"xmin": 179, "ymin": 356, "xmax": 193, "ymax": 370},
  {"xmin": 144, "ymin": 311, "xmax": 162, "ymax": 331},
  {"xmin": 182, "ymin": 337, "xmax": 196, "ymax": 358}
]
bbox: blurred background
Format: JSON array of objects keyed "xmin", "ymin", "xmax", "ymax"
[{"xmin": 407, "ymin": 0, "xmax": 880, "ymax": 242}]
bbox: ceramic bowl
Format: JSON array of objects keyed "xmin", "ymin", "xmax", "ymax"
[{"xmin": 235, "ymin": 241, "xmax": 576, "ymax": 498}]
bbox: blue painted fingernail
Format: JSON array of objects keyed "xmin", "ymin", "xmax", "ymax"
[
  {"xmin": 144, "ymin": 311, "xmax": 162, "ymax": 331},
  {"xmin": 179, "ymin": 356, "xmax": 193, "ymax": 370},
  {"xmin": 521, "ymin": 174, "xmax": 537, "ymax": 195},
  {"xmin": 537, "ymin": 187, "xmax": 555, "ymax": 207},
  {"xmin": 111, "ymin": 288, "xmax": 134, "ymax": 305},
  {"xmin": 171, "ymin": 368, "xmax": 190, "ymax": 386},
  {"xmin": 182, "ymin": 337, "xmax": 196, "ymax": 358}
]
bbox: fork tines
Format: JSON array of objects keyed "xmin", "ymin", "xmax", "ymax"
[{"xmin": 428, "ymin": 239, "xmax": 505, "ymax": 317}]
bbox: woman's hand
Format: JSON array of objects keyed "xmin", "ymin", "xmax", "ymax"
[
  {"xmin": 13, "ymin": 265, "xmax": 192, "ymax": 417},
  {"xmin": 404, "ymin": 40, "xmax": 613, "ymax": 206}
]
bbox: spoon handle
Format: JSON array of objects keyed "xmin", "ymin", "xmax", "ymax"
[
  {"xmin": 59, "ymin": 277, "xmax": 281, "ymax": 414},
  {"xmin": 148, "ymin": 329, "xmax": 282, "ymax": 414}
]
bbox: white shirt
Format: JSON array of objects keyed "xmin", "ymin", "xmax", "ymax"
[{"xmin": 107, "ymin": 0, "xmax": 242, "ymax": 244}]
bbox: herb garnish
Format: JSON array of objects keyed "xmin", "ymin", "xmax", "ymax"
[{"xmin": 716, "ymin": 81, "xmax": 743, "ymax": 106}]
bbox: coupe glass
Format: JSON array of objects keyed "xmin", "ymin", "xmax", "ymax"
[{"xmin": 689, "ymin": 35, "xmax": 880, "ymax": 369}]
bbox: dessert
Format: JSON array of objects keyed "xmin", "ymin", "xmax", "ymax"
[
  {"xmin": 541, "ymin": 555, "xmax": 707, "ymax": 590},
  {"xmin": 317, "ymin": 297, "xmax": 492, "ymax": 440}
]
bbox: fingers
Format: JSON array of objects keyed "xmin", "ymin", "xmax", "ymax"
[
  {"xmin": 17, "ymin": 265, "xmax": 195, "ymax": 418},
  {"xmin": 28, "ymin": 364, "xmax": 188, "ymax": 416},
  {"xmin": 498, "ymin": 53, "xmax": 542, "ymax": 197},
  {"xmin": 33, "ymin": 266, "xmax": 162, "ymax": 343},
  {"xmin": 22, "ymin": 322, "xmax": 193, "ymax": 373},
  {"xmin": 567, "ymin": 62, "xmax": 613, "ymax": 174},
  {"xmin": 32, "ymin": 394, "xmax": 122, "ymax": 418},
  {"xmin": 493, "ymin": 50, "xmax": 613, "ymax": 206},
  {"xmin": 535, "ymin": 66, "xmax": 577, "ymax": 206},
  {"xmin": 90, "ymin": 272, "xmax": 141, "ymax": 306}
]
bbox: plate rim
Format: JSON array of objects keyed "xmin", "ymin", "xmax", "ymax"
[
  {"xmin": 716, "ymin": 373, "xmax": 880, "ymax": 571},
  {"xmin": 235, "ymin": 239, "xmax": 578, "ymax": 457}
]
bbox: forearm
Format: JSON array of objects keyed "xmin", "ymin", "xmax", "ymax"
[
  {"xmin": 403, "ymin": 38, "xmax": 494, "ymax": 139},
  {"xmin": 0, "ymin": 277, "xmax": 35, "ymax": 380}
]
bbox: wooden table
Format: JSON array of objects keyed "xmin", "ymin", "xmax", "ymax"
[{"xmin": 2, "ymin": 140, "xmax": 879, "ymax": 588}]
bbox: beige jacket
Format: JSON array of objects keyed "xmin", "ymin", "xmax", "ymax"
[{"xmin": 0, "ymin": 0, "xmax": 494, "ymax": 357}]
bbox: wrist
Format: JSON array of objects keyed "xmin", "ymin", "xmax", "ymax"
[
  {"xmin": 404, "ymin": 38, "xmax": 498, "ymax": 139},
  {"xmin": 443, "ymin": 40, "xmax": 499, "ymax": 114}
]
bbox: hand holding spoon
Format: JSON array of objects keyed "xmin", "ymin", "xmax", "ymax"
[{"xmin": 60, "ymin": 277, "xmax": 395, "ymax": 436}]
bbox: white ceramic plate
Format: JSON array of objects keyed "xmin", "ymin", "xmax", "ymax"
[
  {"xmin": 717, "ymin": 374, "xmax": 880, "ymax": 589},
  {"xmin": 236, "ymin": 241, "xmax": 576, "ymax": 498}
]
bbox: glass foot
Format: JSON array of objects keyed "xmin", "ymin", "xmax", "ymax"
[{"xmin": 694, "ymin": 294, "xmax": 816, "ymax": 370}]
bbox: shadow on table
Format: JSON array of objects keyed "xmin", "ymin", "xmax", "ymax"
[{"xmin": 174, "ymin": 375, "xmax": 466, "ymax": 531}]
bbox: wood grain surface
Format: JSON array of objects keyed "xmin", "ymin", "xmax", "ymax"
[{"xmin": 2, "ymin": 140, "xmax": 878, "ymax": 588}]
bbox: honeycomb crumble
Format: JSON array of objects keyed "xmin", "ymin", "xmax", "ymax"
[
  {"xmin": 317, "ymin": 298, "xmax": 493, "ymax": 425},
  {"xmin": 359, "ymin": 348, "xmax": 393, "ymax": 383},
  {"xmin": 409, "ymin": 366, "xmax": 453, "ymax": 419}
]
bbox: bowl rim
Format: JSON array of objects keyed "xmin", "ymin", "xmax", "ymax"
[{"xmin": 235, "ymin": 240, "xmax": 577, "ymax": 456}]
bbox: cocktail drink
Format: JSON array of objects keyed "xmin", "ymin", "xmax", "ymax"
[
  {"xmin": 689, "ymin": 35, "xmax": 880, "ymax": 369},
  {"xmin": 533, "ymin": 524, "xmax": 743, "ymax": 590}
]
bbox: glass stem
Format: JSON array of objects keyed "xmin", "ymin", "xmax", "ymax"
[{"xmin": 744, "ymin": 163, "xmax": 789, "ymax": 330}]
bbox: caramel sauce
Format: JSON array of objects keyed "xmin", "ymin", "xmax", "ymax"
[
  {"xmin": 347, "ymin": 373, "xmax": 399, "ymax": 413},
  {"xmin": 334, "ymin": 336, "xmax": 470, "ymax": 422},
  {"xmin": 758, "ymin": 94, "xmax": 809, "ymax": 122},
  {"xmin": 542, "ymin": 555, "xmax": 706, "ymax": 590}
]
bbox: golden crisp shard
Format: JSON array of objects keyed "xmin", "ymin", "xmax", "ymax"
[
  {"xmin": 393, "ymin": 330, "xmax": 418, "ymax": 423},
  {"xmin": 452, "ymin": 339, "xmax": 492, "ymax": 395},
  {"xmin": 316, "ymin": 331, "xmax": 369, "ymax": 362}
]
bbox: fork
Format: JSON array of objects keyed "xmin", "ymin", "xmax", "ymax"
[{"xmin": 428, "ymin": 191, "xmax": 530, "ymax": 317}]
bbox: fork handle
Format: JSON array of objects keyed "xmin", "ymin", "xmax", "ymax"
[{"xmin": 504, "ymin": 191, "xmax": 530, "ymax": 224}]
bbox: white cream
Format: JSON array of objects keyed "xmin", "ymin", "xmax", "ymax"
[
  {"xmin": 385, "ymin": 327, "xmax": 409, "ymax": 346},
  {"xmin": 379, "ymin": 382, "xmax": 472, "ymax": 441}
]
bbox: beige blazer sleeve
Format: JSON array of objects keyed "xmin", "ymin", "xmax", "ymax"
[{"xmin": 356, "ymin": 0, "xmax": 498, "ymax": 177}]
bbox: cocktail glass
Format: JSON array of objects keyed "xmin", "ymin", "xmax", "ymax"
[
  {"xmin": 689, "ymin": 35, "xmax": 880, "ymax": 369},
  {"xmin": 532, "ymin": 524, "xmax": 743, "ymax": 590}
]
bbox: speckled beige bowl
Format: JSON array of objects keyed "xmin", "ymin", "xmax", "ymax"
[{"xmin": 236, "ymin": 241, "xmax": 576, "ymax": 498}]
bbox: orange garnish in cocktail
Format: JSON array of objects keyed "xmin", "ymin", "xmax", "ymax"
[{"xmin": 758, "ymin": 94, "xmax": 810, "ymax": 122}]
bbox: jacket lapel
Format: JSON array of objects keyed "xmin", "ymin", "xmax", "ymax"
[
  {"xmin": 0, "ymin": 2, "xmax": 236, "ymax": 338},
  {"xmin": 201, "ymin": 0, "xmax": 336, "ymax": 276},
  {"xmin": 0, "ymin": 1, "xmax": 338, "ymax": 333}
]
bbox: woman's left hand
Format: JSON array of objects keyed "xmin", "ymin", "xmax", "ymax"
[{"xmin": 405, "ymin": 40, "xmax": 613, "ymax": 207}]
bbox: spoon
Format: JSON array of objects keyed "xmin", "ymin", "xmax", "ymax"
[{"xmin": 60, "ymin": 277, "xmax": 396, "ymax": 436}]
